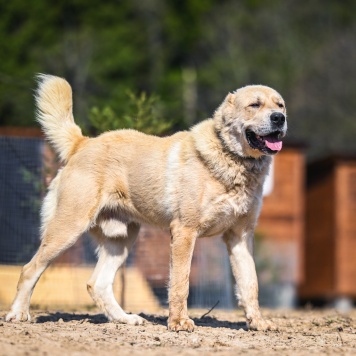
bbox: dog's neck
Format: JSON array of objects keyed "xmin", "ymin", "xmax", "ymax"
[
  {"xmin": 191, "ymin": 119, "xmax": 271, "ymax": 191},
  {"xmin": 214, "ymin": 127, "xmax": 263, "ymax": 165}
]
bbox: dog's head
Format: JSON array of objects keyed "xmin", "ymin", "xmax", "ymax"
[{"xmin": 214, "ymin": 85, "xmax": 287, "ymax": 159}]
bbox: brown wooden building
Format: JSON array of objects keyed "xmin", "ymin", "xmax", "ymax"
[
  {"xmin": 257, "ymin": 145, "xmax": 305, "ymax": 285},
  {"xmin": 299, "ymin": 156, "xmax": 356, "ymax": 301}
]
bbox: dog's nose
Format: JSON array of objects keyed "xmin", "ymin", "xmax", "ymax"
[{"xmin": 270, "ymin": 112, "xmax": 285, "ymax": 127}]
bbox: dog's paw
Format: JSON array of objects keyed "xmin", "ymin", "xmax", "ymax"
[
  {"xmin": 248, "ymin": 317, "xmax": 277, "ymax": 331},
  {"xmin": 110, "ymin": 313, "xmax": 146, "ymax": 326},
  {"xmin": 124, "ymin": 314, "xmax": 146, "ymax": 326},
  {"xmin": 6, "ymin": 309, "xmax": 31, "ymax": 322},
  {"xmin": 168, "ymin": 318, "xmax": 195, "ymax": 332}
]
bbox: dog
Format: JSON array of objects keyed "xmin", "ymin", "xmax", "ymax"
[{"xmin": 6, "ymin": 75, "xmax": 287, "ymax": 331}]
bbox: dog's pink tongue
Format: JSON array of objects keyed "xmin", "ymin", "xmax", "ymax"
[{"xmin": 265, "ymin": 135, "xmax": 283, "ymax": 151}]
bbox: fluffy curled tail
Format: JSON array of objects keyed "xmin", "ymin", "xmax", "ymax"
[{"xmin": 35, "ymin": 74, "xmax": 85, "ymax": 163}]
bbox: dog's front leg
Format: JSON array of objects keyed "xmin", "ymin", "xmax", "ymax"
[
  {"xmin": 223, "ymin": 225, "xmax": 276, "ymax": 331},
  {"xmin": 168, "ymin": 224, "xmax": 197, "ymax": 332}
]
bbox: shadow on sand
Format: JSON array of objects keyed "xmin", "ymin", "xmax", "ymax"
[{"xmin": 35, "ymin": 311, "xmax": 247, "ymax": 330}]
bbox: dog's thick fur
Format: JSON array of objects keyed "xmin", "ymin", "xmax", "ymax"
[{"xmin": 6, "ymin": 75, "xmax": 287, "ymax": 331}]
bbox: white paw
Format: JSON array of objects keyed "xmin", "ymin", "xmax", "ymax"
[
  {"xmin": 124, "ymin": 314, "xmax": 146, "ymax": 325},
  {"xmin": 6, "ymin": 309, "xmax": 31, "ymax": 322},
  {"xmin": 110, "ymin": 313, "xmax": 146, "ymax": 325}
]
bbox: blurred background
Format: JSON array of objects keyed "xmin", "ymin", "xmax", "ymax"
[{"xmin": 0, "ymin": 0, "xmax": 355, "ymax": 312}]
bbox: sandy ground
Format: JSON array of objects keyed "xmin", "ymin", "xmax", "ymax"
[{"xmin": 0, "ymin": 308, "xmax": 355, "ymax": 355}]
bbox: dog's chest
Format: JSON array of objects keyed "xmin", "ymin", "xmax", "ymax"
[
  {"xmin": 200, "ymin": 183, "xmax": 261, "ymax": 237},
  {"xmin": 219, "ymin": 187, "xmax": 256, "ymax": 216}
]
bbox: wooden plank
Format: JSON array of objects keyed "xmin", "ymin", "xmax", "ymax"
[
  {"xmin": 299, "ymin": 170, "xmax": 335, "ymax": 298},
  {"xmin": 335, "ymin": 163, "xmax": 356, "ymax": 296},
  {"xmin": 0, "ymin": 265, "xmax": 160, "ymax": 313},
  {"xmin": 0, "ymin": 127, "xmax": 42, "ymax": 138}
]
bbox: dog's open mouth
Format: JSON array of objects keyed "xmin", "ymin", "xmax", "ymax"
[{"xmin": 245, "ymin": 130, "xmax": 283, "ymax": 154}]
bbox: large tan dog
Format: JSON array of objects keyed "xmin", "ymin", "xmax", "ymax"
[{"xmin": 6, "ymin": 75, "xmax": 287, "ymax": 331}]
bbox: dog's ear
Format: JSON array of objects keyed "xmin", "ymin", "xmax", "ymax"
[{"xmin": 227, "ymin": 93, "xmax": 235, "ymax": 106}]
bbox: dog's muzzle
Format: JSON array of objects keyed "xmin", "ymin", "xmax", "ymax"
[{"xmin": 245, "ymin": 129, "xmax": 284, "ymax": 154}]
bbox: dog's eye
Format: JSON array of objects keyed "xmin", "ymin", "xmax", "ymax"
[
  {"xmin": 249, "ymin": 103, "xmax": 260, "ymax": 108},
  {"xmin": 277, "ymin": 103, "xmax": 284, "ymax": 108}
]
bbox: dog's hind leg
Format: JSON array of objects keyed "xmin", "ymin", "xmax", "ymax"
[
  {"xmin": 87, "ymin": 222, "xmax": 145, "ymax": 325},
  {"xmin": 6, "ymin": 206, "xmax": 91, "ymax": 322}
]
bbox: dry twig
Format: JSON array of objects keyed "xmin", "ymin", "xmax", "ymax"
[{"xmin": 200, "ymin": 300, "xmax": 220, "ymax": 318}]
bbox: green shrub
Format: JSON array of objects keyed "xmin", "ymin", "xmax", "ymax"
[{"xmin": 89, "ymin": 91, "xmax": 174, "ymax": 136}]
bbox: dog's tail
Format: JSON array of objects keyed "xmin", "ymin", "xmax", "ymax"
[{"xmin": 35, "ymin": 74, "xmax": 86, "ymax": 163}]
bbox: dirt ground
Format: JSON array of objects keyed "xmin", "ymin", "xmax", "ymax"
[{"xmin": 0, "ymin": 308, "xmax": 355, "ymax": 355}]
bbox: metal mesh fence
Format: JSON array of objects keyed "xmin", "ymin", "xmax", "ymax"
[
  {"xmin": 0, "ymin": 135, "xmax": 234, "ymax": 311},
  {"xmin": 0, "ymin": 136, "xmax": 42, "ymax": 264}
]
